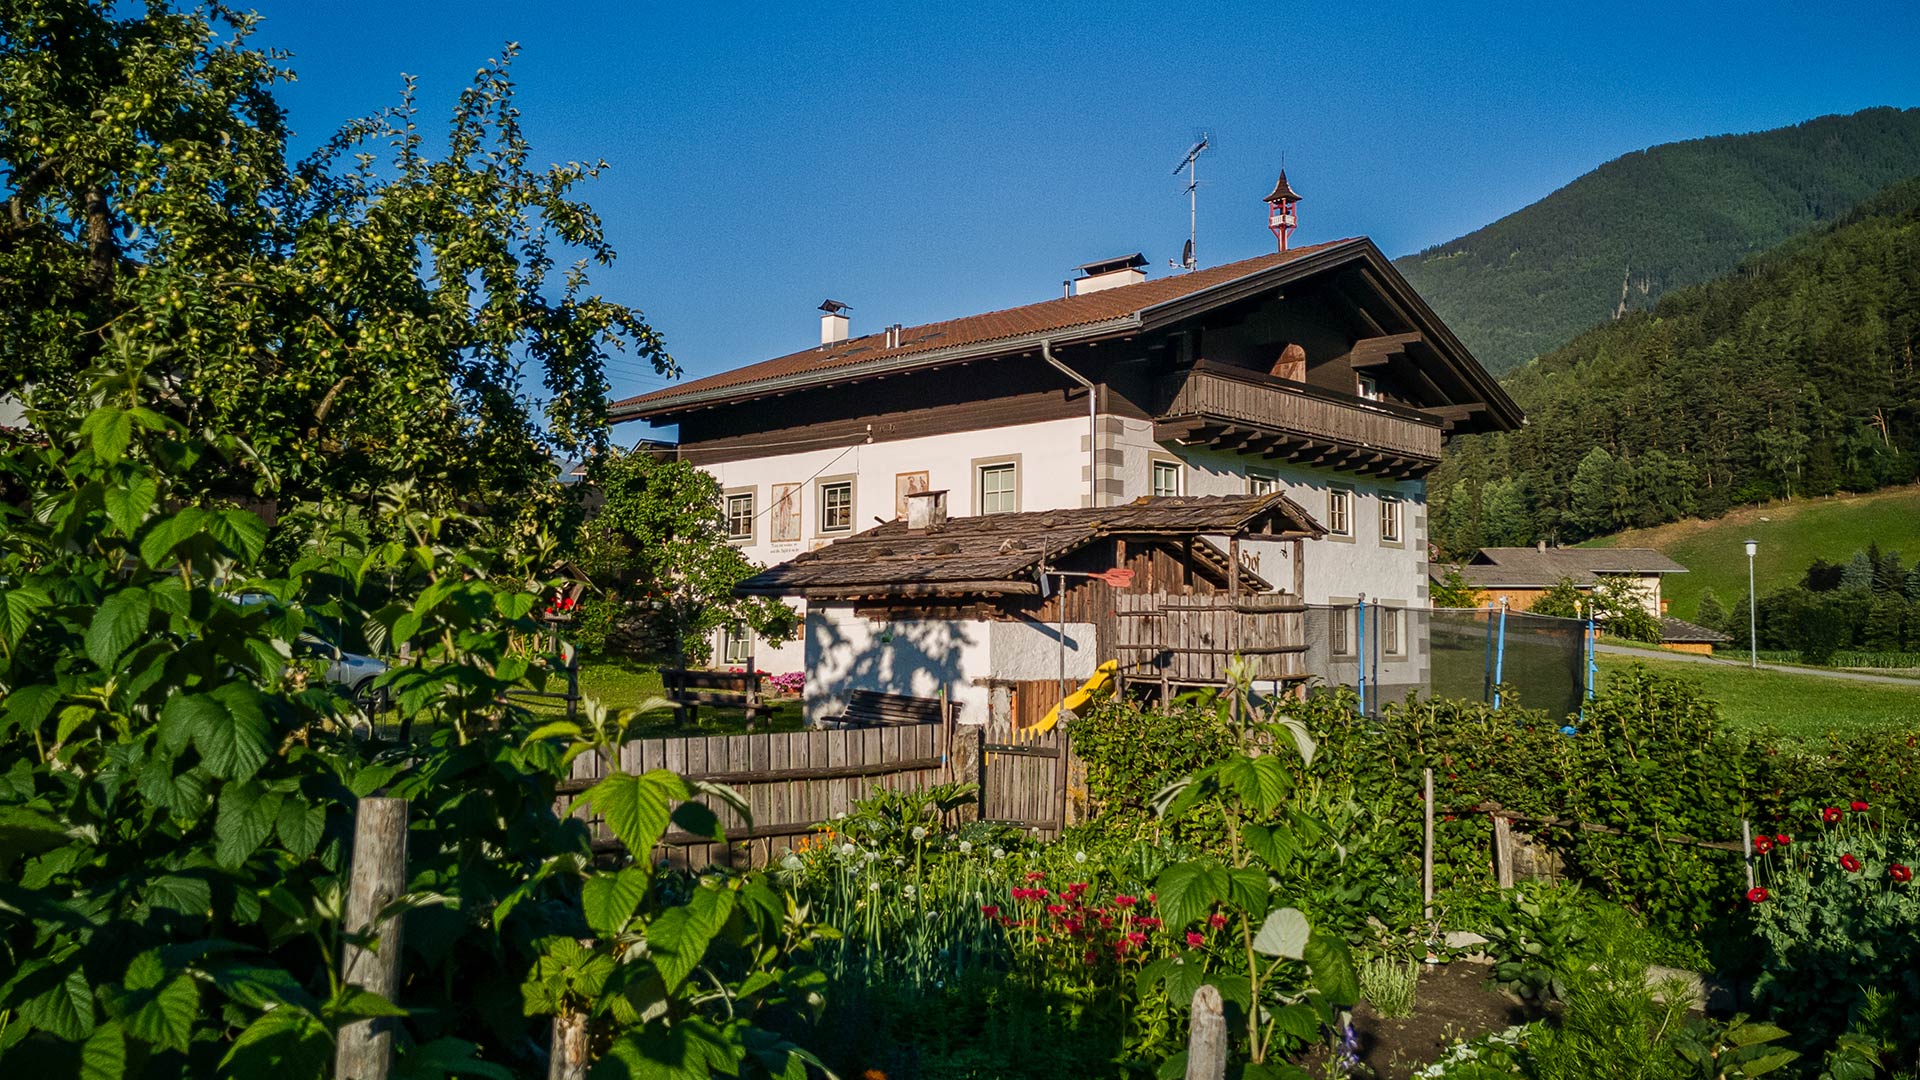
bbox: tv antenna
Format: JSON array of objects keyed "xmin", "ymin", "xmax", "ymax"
[{"xmin": 1170, "ymin": 132, "xmax": 1209, "ymax": 272}]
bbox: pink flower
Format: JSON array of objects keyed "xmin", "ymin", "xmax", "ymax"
[
  {"xmin": 1207, "ymin": 913, "xmax": 1228, "ymax": 929},
  {"xmin": 1186, "ymin": 931, "xmax": 1206, "ymax": 948},
  {"xmin": 1025, "ymin": 871, "xmax": 1046, "ymax": 881}
]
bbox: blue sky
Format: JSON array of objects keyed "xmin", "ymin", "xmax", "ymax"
[{"xmin": 251, "ymin": 1, "xmax": 1920, "ymax": 403}]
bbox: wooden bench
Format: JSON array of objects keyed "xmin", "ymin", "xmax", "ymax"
[
  {"xmin": 660, "ymin": 669, "xmax": 761, "ymax": 728},
  {"xmin": 837, "ymin": 690, "xmax": 947, "ymax": 728}
]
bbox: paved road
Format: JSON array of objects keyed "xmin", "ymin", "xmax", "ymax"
[{"xmin": 1595, "ymin": 642, "xmax": 1920, "ymax": 687}]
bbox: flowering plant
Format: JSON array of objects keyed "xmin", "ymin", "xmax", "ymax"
[
  {"xmin": 1749, "ymin": 803, "xmax": 1920, "ymax": 1058},
  {"xmin": 765, "ymin": 670, "xmax": 805, "ymax": 696}
]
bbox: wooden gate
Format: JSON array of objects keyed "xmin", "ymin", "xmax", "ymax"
[{"xmin": 978, "ymin": 727, "xmax": 1069, "ymax": 837}]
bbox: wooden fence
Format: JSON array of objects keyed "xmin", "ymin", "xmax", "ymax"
[{"xmin": 1113, "ymin": 591, "xmax": 1308, "ymax": 685}]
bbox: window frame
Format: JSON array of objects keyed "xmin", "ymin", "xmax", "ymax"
[
  {"xmin": 718, "ymin": 624, "xmax": 754, "ymax": 666},
  {"xmin": 972, "ymin": 454, "xmax": 1022, "ymax": 515},
  {"xmin": 1381, "ymin": 604, "xmax": 1405, "ymax": 657},
  {"xmin": 1356, "ymin": 374, "xmax": 1380, "ymax": 401},
  {"xmin": 1329, "ymin": 596, "xmax": 1357, "ymax": 658},
  {"xmin": 723, "ymin": 488, "xmax": 756, "ymax": 544},
  {"xmin": 1246, "ymin": 469, "xmax": 1278, "ymax": 496},
  {"xmin": 1378, "ymin": 494, "xmax": 1404, "ymax": 547},
  {"xmin": 1326, "ymin": 486, "xmax": 1354, "ymax": 541},
  {"xmin": 1150, "ymin": 456, "xmax": 1184, "ymax": 499},
  {"xmin": 816, "ymin": 475, "xmax": 856, "ymax": 535}
]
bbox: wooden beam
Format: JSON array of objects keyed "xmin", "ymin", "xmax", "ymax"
[
  {"xmin": 1426, "ymin": 402, "xmax": 1489, "ymax": 422},
  {"xmin": 1348, "ymin": 332, "xmax": 1423, "ymax": 369}
]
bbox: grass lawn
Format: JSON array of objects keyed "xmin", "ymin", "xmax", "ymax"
[
  {"xmin": 1596, "ymin": 652, "xmax": 1920, "ymax": 740},
  {"xmin": 1583, "ymin": 483, "xmax": 1920, "ymax": 623},
  {"xmin": 529, "ymin": 658, "xmax": 805, "ymax": 737}
]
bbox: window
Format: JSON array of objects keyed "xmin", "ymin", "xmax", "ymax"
[
  {"xmin": 818, "ymin": 479, "xmax": 854, "ymax": 533},
  {"xmin": 1151, "ymin": 459, "xmax": 1183, "ymax": 498},
  {"xmin": 724, "ymin": 491, "xmax": 754, "ymax": 542},
  {"xmin": 770, "ymin": 483, "xmax": 801, "ymax": 543},
  {"xmin": 1328, "ymin": 489, "xmax": 1352, "ymax": 536},
  {"xmin": 1382, "ymin": 606, "xmax": 1404, "ymax": 656},
  {"xmin": 1331, "ymin": 604, "xmax": 1354, "ymax": 657},
  {"xmin": 719, "ymin": 625, "xmax": 753, "ymax": 666},
  {"xmin": 1356, "ymin": 375, "xmax": 1380, "ymax": 401},
  {"xmin": 978, "ymin": 462, "xmax": 1018, "ymax": 514},
  {"xmin": 1247, "ymin": 470, "xmax": 1277, "ymax": 496},
  {"xmin": 1379, "ymin": 496, "xmax": 1402, "ymax": 544}
]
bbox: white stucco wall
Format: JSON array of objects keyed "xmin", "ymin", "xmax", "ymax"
[{"xmin": 803, "ymin": 607, "xmax": 994, "ymax": 725}]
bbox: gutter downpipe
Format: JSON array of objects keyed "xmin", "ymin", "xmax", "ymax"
[{"xmin": 1041, "ymin": 340, "xmax": 1100, "ymax": 509}]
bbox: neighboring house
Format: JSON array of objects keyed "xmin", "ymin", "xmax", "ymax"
[
  {"xmin": 612, "ymin": 186, "xmax": 1523, "ymax": 678},
  {"xmin": 1432, "ymin": 544, "xmax": 1733, "ymax": 654},
  {"xmin": 733, "ymin": 490, "xmax": 1323, "ymax": 726},
  {"xmin": 1436, "ymin": 545, "xmax": 1687, "ymax": 616}
]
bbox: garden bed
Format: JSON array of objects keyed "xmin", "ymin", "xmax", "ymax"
[{"xmin": 1301, "ymin": 962, "xmax": 1540, "ymax": 1080}]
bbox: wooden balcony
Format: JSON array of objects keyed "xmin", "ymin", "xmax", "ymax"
[{"xmin": 1154, "ymin": 362, "xmax": 1444, "ymax": 478}]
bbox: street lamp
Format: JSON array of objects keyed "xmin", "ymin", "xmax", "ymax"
[{"xmin": 1744, "ymin": 540, "xmax": 1759, "ymax": 669}]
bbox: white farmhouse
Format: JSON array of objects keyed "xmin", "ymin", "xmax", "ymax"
[{"xmin": 612, "ymin": 181, "xmax": 1522, "ymax": 713}]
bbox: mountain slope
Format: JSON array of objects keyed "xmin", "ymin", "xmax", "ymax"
[
  {"xmin": 1396, "ymin": 107, "xmax": 1920, "ymax": 374},
  {"xmin": 1429, "ymin": 173, "xmax": 1920, "ymax": 556}
]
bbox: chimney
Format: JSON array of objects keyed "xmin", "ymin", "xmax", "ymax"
[
  {"xmin": 906, "ymin": 489, "xmax": 949, "ymax": 530},
  {"xmin": 884, "ymin": 323, "xmax": 903, "ymax": 349},
  {"xmin": 819, "ymin": 299, "xmax": 850, "ymax": 346},
  {"xmin": 1072, "ymin": 252, "xmax": 1148, "ymax": 295}
]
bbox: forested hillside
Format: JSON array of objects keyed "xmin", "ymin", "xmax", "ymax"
[
  {"xmin": 1397, "ymin": 107, "xmax": 1920, "ymax": 373},
  {"xmin": 1429, "ymin": 174, "xmax": 1920, "ymax": 558}
]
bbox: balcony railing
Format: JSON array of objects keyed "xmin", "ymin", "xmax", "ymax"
[{"xmin": 1155, "ymin": 363, "xmax": 1443, "ymax": 473}]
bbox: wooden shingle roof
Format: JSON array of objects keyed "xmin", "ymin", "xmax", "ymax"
[{"xmin": 735, "ymin": 493, "xmax": 1325, "ymax": 600}]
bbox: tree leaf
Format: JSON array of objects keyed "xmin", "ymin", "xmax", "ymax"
[
  {"xmin": 581, "ymin": 868, "xmax": 649, "ymax": 937},
  {"xmin": 1304, "ymin": 931, "xmax": 1359, "ymax": 1006},
  {"xmin": 80, "ymin": 1021, "xmax": 126, "ymax": 1080},
  {"xmin": 207, "ymin": 510, "xmax": 268, "ymax": 563},
  {"xmin": 1154, "ymin": 861, "xmax": 1229, "ymax": 930},
  {"xmin": 86, "ymin": 588, "xmax": 151, "ymax": 668},
  {"xmin": 276, "ymin": 799, "xmax": 326, "ymax": 860},
  {"xmin": 0, "ymin": 586, "xmax": 51, "ymax": 647},
  {"xmin": 103, "ymin": 475, "xmax": 158, "ymax": 537},
  {"xmin": 193, "ymin": 684, "xmax": 271, "ymax": 782},
  {"xmin": 125, "ymin": 971, "xmax": 197, "ymax": 1054},
  {"xmin": 646, "ymin": 882, "xmax": 735, "ymax": 991},
  {"xmin": 223, "ymin": 1006, "xmax": 332, "ymax": 1080},
  {"xmin": 0, "ymin": 805, "xmax": 72, "ymax": 871},
  {"xmin": 1252, "ymin": 906, "xmax": 1311, "ymax": 959},
  {"xmin": 141, "ymin": 874, "xmax": 212, "ymax": 917},
  {"xmin": 584, "ymin": 770, "xmax": 689, "ymax": 856},
  {"xmin": 138, "ymin": 509, "xmax": 206, "ymax": 569},
  {"xmin": 21, "ymin": 964, "xmax": 96, "ymax": 1039},
  {"xmin": 215, "ymin": 782, "xmax": 284, "ymax": 868}
]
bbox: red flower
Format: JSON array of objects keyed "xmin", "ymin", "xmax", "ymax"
[
  {"xmin": 1208, "ymin": 913, "xmax": 1228, "ymax": 929},
  {"xmin": 1135, "ymin": 917, "xmax": 1161, "ymax": 929},
  {"xmin": 1850, "ymin": 800, "xmax": 1871, "ymax": 812},
  {"xmin": 1753, "ymin": 836, "xmax": 1774, "ymax": 854},
  {"xmin": 980, "ymin": 905, "xmax": 1000, "ymax": 917},
  {"xmin": 1746, "ymin": 886, "xmax": 1769, "ymax": 903},
  {"xmin": 1822, "ymin": 807, "xmax": 1843, "ymax": 823},
  {"xmin": 1113, "ymin": 894, "xmax": 1138, "ymax": 908},
  {"xmin": 1126, "ymin": 931, "xmax": 1147, "ymax": 946},
  {"xmin": 1891, "ymin": 864, "xmax": 1913, "ymax": 883},
  {"xmin": 1025, "ymin": 871, "xmax": 1046, "ymax": 881},
  {"xmin": 1045, "ymin": 904, "xmax": 1066, "ymax": 916},
  {"xmin": 1034, "ymin": 935, "xmax": 1048, "ymax": 944},
  {"xmin": 1840, "ymin": 853, "xmax": 1863, "ymax": 873},
  {"xmin": 1186, "ymin": 931, "xmax": 1206, "ymax": 948},
  {"xmin": 1775, "ymin": 834, "xmax": 1792, "ymax": 846}
]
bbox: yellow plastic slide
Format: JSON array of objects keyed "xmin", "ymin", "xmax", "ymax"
[{"xmin": 1034, "ymin": 660, "xmax": 1118, "ymax": 732}]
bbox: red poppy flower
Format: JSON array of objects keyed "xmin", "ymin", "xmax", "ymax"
[
  {"xmin": 1208, "ymin": 913, "xmax": 1228, "ymax": 929},
  {"xmin": 1753, "ymin": 836, "xmax": 1774, "ymax": 854},
  {"xmin": 1822, "ymin": 807, "xmax": 1844, "ymax": 823},
  {"xmin": 1850, "ymin": 800, "xmax": 1870, "ymax": 812},
  {"xmin": 1775, "ymin": 834, "xmax": 1792, "ymax": 846},
  {"xmin": 1746, "ymin": 886, "xmax": 1769, "ymax": 903},
  {"xmin": 1034, "ymin": 935, "xmax": 1048, "ymax": 944},
  {"xmin": 1186, "ymin": 931, "xmax": 1206, "ymax": 948},
  {"xmin": 1113, "ymin": 894, "xmax": 1138, "ymax": 908},
  {"xmin": 1840, "ymin": 854, "xmax": 1863, "ymax": 873},
  {"xmin": 1891, "ymin": 864, "xmax": 1913, "ymax": 883}
]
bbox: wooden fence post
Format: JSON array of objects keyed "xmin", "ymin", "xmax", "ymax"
[
  {"xmin": 1741, "ymin": 818, "xmax": 1755, "ymax": 891},
  {"xmin": 1422, "ymin": 767, "xmax": 1436, "ymax": 922},
  {"xmin": 1185, "ymin": 983, "xmax": 1227, "ymax": 1080},
  {"xmin": 1491, "ymin": 813, "xmax": 1515, "ymax": 890},
  {"xmin": 549, "ymin": 1007, "xmax": 589, "ymax": 1080},
  {"xmin": 336, "ymin": 797, "xmax": 409, "ymax": 1080}
]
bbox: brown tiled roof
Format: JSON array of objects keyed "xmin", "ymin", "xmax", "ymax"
[
  {"xmin": 1659, "ymin": 616, "xmax": 1731, "ymax": 644},
  {"xmin": 614, "ymin": 239, "xmax": 1359, "ymax": 416},
  {"xmin": 1451, "ymin": 547, "xmax": 1688, "ymax": 588},
  {"xmin": 735, "ymin": 493, "xmax": 1324, "ymax": 598}
]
